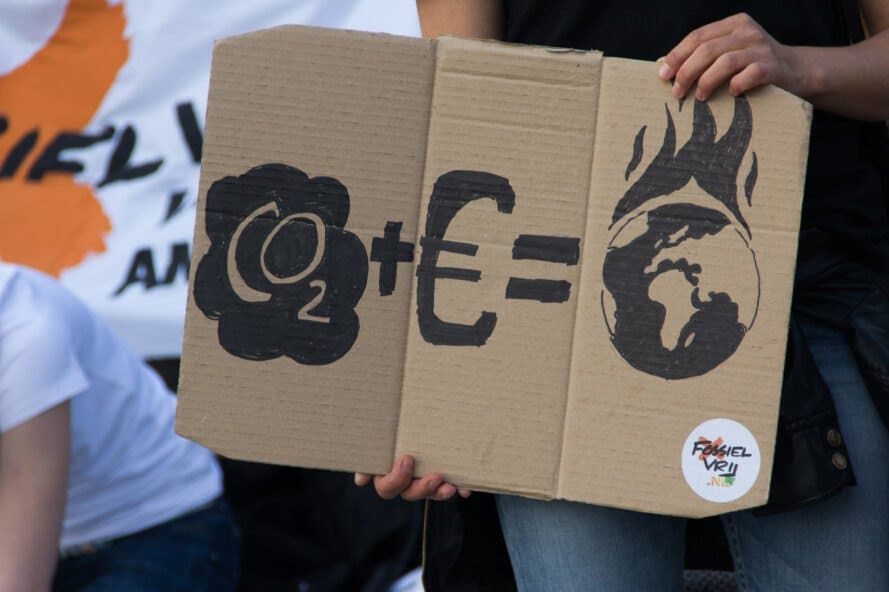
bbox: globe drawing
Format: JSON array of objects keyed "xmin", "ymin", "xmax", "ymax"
[{"xmin": 601, "ymin": 201, "xmax": 759, "ymax": 380}]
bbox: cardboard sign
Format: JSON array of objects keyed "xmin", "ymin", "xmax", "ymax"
[{"xmin": 176, "ymin": 25, "xmax": 812, "ymax": 517}]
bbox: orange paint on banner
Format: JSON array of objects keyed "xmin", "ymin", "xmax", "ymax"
[{"xmin": 0, "ymin": 0, "xmax": 128, "ymax": 276}]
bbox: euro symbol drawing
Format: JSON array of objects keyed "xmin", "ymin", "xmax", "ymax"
[{"xmin": 416, "ymin": 170, "xmax": 515, "ymax": 346}]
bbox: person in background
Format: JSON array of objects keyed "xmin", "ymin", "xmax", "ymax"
[
  {"xmin": 357, "ymin": 1, "xmax": 889, "ymax": 590},
  {"xmin": 1, "ymin": 2, "xmax": 426, "ymax": 590},
  {"xmin": 0, "ymin": 262, "xmax": 239, "ymax": 592}
]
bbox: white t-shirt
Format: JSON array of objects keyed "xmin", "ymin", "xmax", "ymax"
[{"xmin": 0, "ymin": 264, "xmax": 221, "ymax": 549}]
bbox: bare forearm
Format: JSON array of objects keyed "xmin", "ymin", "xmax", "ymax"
[
  {"xmin": 790, "ymin": 31, "xmax": 889, "ymax": 120},
  {"xmin": 0, "ymin": 499, "xmax": 56, "ymax": 592},
  {"xmin": 416, "ymin": 0, "xmax": 504, "ymax": 40},
  {"xmin": 660, "ymin": 8, "xmax": 889, "ymax": 121},
  {"xmin": 0, "ymin": 404, "xmax": 70, "ymax": 592}
]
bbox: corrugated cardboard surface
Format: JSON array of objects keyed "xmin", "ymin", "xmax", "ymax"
[
  {"xmin": 177, "ymin": 25, "xmax": 812, "ymax": 517},
  {"xmin": 396, "ymin": 38, "xmax": 601, "ymax": 497},
  {"xmin": 558, "ymin": 58, "xmax": 809, "ymax": 515},
  {"xmin": 177, "ymin": 26, "xmax": 433, "ymax": 475}
]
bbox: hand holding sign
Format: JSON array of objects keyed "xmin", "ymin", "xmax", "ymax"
[
  {"xmin": 658, "ymin": 13, "xmax": 799, "ymax": 102},
  {"xmin": 354, "ymin": 455, "xmax": 471, "ymax": 502}
]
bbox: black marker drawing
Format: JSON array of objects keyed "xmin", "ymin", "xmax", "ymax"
[
  {"xmin": 505, "ymin": 277, "xmax": 572, "ymax": 303},
  {"xmin": 602, "ymin": 97, "xmax": 760, "ymax": 379},
  {"xmin": 507, "ymin": 234, "xmax": 579, "ymax": 303},
  {"xmin": 512, "ymin": 235, "xmax": 580, "ymax": 265},
  {"xmin": 194, "ymin": 163, "xmax": 368, "ymax": 365},
  {"xmin": 370, "ymin": 221, "xmax": 414, "ymax": 296},
  {"xmin": 416, "ymin": 170, "xmax": 515, "ymax": 346},
  {"xmin": 625, "ymin": 125, "xmax": 646, "ymax": 181}
]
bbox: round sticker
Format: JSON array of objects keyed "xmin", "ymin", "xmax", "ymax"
[{"xmin": 681, "ymin": 418, "xmax": 761, "ymax": 503}]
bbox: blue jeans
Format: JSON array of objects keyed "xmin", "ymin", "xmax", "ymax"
[
  {"xmin": 53, "ymin": 497, "xmax": 240, "ymax": 592},
  {"xmin": 496, "ymin": 321, "xmax": 889, "ymax": 591}
]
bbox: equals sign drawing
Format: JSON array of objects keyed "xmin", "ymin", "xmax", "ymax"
[{"xmin": 506, "ymin": 234, "xmax": 580, "ymax": 303}]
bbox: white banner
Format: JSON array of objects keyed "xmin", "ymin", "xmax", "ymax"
[{"xmin": 0, "ymin": 0, "xmax": 420, "ymax": 358}]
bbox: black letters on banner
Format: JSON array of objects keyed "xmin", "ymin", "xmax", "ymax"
[
  {"xmin": 28, "ymin": 127, "xmax": 115, "ymax": 180},
  {"xmin": 114, "ymin": 242, "xmax": 191, "ymax": 296},
  {"xmin": 98, "ymin": 125, "xmax": 163, "ymax": 187},
  {"xmin": 114, "ymin": 247, "xmax": 158, "ymax": 295},
  {"xmin": 175, "ymin": 102, "xmax": 203, "ymax": 164},
  {"xmin": 1, "ymin": 129, "xmax": 39, "ymax": 178},
  {"xmin": 164, "ymin": 190, "xmax": 188, "ymax": 223},
  {"xmin": 163, "ymin": 242, "xmax": 190, "ymax": 285}
]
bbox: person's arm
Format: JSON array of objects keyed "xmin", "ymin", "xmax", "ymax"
[
  {"xmin": 416, "ymin": 0, "xmax": 504, "ymax": 40},
  {"xmin": 0, "ymin": 402, "xmax": 70, "ymax": 592},
  {"xmin": 658, "ymin": 2, "xmax": 889, "ymax": 121}
]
